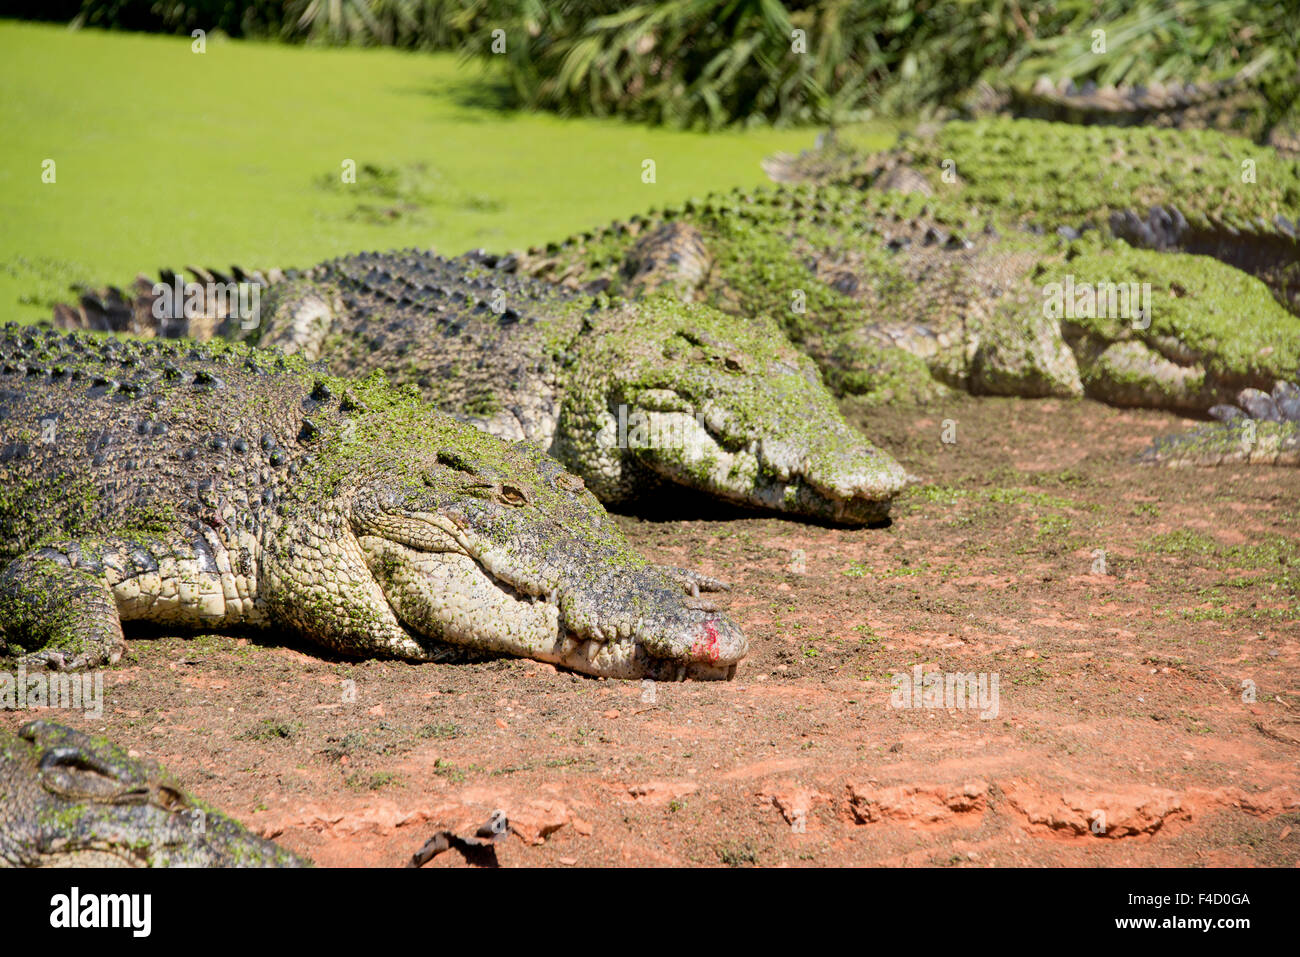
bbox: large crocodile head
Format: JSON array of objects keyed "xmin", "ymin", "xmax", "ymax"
[
  {"xmin": 0, "ymin": 720, "xmax": 303, "ymax": 867},
  {"xmin": 276, "ymin": 369, "xmax": 748, "ymax": 679},
  {"xmin": 552, "ymin": 298, "xmax": 911, "ymax": 525}
]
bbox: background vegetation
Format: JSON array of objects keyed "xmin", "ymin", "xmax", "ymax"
[{"xmin": 17, "ymin": 0, "xmax": 1298, "ymax": 128}]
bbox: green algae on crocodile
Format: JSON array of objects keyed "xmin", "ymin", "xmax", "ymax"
[
  {"xmin": 1, "ymin": 720, "xmax": 304, "ymax": 867},
  {"xmin": 764, "ymin": 117, "xmax": 1300, "ymax": 314},
  {"xmin": 1045, "ymin": 240, "xmax": 1300, "ymax": 410},
  {"xmin": 967, "ymin": 60, "xmax": 1300, "ymax": 154},
  {"xmin": 0, "ymin": 326, "xmax": 747, "ymax": 680},
  {"xmin": 767, "ymin": 118, "xmax": 1299, "ymax": 218},
  {"xmin": 55, "ymin": 251, "xmax": 911, "ymax": 526},
  {"xmin": 503, "ymin": 180, "xmax": 1300, "ymax": 415}
]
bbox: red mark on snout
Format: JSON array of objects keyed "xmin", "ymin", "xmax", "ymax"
[{"xmin": 691, "ymin": 619, "xmax": 722, "ymax": 663}]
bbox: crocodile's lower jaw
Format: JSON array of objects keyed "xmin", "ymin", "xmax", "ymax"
[
  {"xmin": 543, "ymin": 638, "xmax": 738, "ymax": 680},
  {"xmin": 621, "ymin": 410, "xmax": 903, "ymax": 526},
  {"xmin": 649, "ymin": 464, "xmax": 894, "ymax": 526},
  {"xmin": 362, "ymin": 538, "xmax": 740, "ymax": 679},
  {"xmin": 754, "ymin": 479, "xmax": 894, "ymax": 526}
]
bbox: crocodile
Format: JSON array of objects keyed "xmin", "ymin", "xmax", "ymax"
[
  {"xmin": 52, "ymin": 251, "xmax": 911, "ymax": 526},
  {"xmin": 0, "ymin": 325, "xmax": 747, "ymax": 679},
  {"xmin": 1141, "ymin": 379, "xmax": 1300, "ymax": 467},
  {"xmin": 963, "ymin": 57, "xmax": 1300, "ymax": 154},
  {"xmin": 763, "ymin": 117, "xmax": 1300, "ymax": 314},
  {"xmin": 498, "ymin": 185, "xmax": 1300, "ymax": 419},
  {"xmin": 1, "ymin": 720, "xmax": 304, "ymax": 867}
]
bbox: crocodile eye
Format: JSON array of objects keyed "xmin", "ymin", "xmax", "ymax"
[
  {"xmin": 454, "ymin": 480, "xmax": 532, "ymax": 507},
  {"xmin": 154, "ymin": 785, "xmax": 189, "ymax": 812},
  {"xmin": 498, "ymin": 484, "xmax": 532, "ymax": 507},
  {"xmin": 37, "ymin": 747, "xmax": 134, "ymax": 801}
]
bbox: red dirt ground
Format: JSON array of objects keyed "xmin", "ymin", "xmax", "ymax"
[{"xmin": 4, "ymin": 396, "xmax": 1298, "ymax": 866}]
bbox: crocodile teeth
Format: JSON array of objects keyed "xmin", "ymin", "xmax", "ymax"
[
  {"xmin": 561, "ymin": 636, "xmax": 581, "ymax": 658},
  {"xmin": 584, "ymin": 639, "xmax": 603, "ymax": 663}
]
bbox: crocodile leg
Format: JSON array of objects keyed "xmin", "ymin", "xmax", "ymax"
[
  {"xmin": 261, "ymin": 527, "xmax": 443, "ymax": 661},
  {"xmin": 623, "ymin": 222, "xmax": 714, "ymax": 299},
  {"xmin": 0, "ymin": 548, "xmax": 127, "ymax": 671}
]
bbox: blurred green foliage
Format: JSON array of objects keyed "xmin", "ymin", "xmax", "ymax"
[{"xmin": 32, "ymin": 1, "xmax": 1300, "ymax": 129}]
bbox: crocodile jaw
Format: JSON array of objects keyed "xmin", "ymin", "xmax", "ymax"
[
  {"xmin": 628, "ymin": 409, "xmax": 908, "ymax": 525},
  {"xmin": 359, "ymin": 536, "xmax": 745, "ymax": 680}
]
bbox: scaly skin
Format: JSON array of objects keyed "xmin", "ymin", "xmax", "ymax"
[
  {"xmin": 56, "ymin": 121, "xmax": 1297, "ymax": 473},
  {"xmin": 501, "ymin": 182, "xmax": 1300, "ymax": 419},
  {"xmin": 54, "ymin": 252, "xmax": 911, "ymax": 526},
  {"xmin": 1141, "ymin": 380, "xmax": 1300, "ymax": 467},
  {"xmin": 965, "ymin": 59, "xmax": 1299, "ymax": 152},
  {"xmin": 763, "ymin": 117, "xmax": 1300, "ymax": 314},
  {"xmin": 0, "ymin": 720, "xmax": 305, "ymax": 867},
  {"xmin": 0, "ymin": 326, "xmax": 747, "ymax": 680}
]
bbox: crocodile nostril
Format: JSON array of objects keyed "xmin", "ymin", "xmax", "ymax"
[
  {"xmin": 436, "ymin": 449, "xmax": 477, "ymax": 473},
  {"xmin": 554, "ymin": 472, "xmax": 585, "ymax": 493}
]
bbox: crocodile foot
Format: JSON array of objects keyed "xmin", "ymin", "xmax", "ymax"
[
  {"xmin": 1209, "ymin": 381, "xmax": 1300, "ymax": 424},
  {"xmin": 19, "ymin": 644, "xmax": 125, "ymax": 672},
  {"xmin": 1, "ymin": 546, "xmax": 129, "ymax": 671}
]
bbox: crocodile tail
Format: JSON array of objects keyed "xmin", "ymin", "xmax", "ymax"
[
  {"xmin": 761, "ymin": 139, "xmax": 885, "ymax": 189},
  {"xmin": 50, "ymin": 266, "xmax": 280, "ymax": 342},
  {"xmin": 1266, "ymin": 97, "xmax": 1300, "ymax": 155},
  {"xmin": 622, "ymin": 222, "xmax": 713, "ymax": 299},
  {"xmin": 762, "ymin": 141, "xmax": 933, "ymax": 194},
  {"xmin": 961, "ymin": 80, "xmax": 1011, "ymax": 117},
  {"xmin": 1005, "ymin": 60, "xmax": 1278, "ymax": 140},
  {"xmin": 759, "ymin": 151, "xmax": 804, "ymax": 184}
]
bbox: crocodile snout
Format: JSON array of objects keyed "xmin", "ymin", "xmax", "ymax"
[
  {"xmin": 640, "ymin": 604, "xmax": 748, "ymax": 678},
  {"xmin": 756, "ymin": 430, "xmax": 913, "ymax": 525},
  {"xmin": 550, "ymin": 565, "xmax": 748, "ymax": 679}
]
